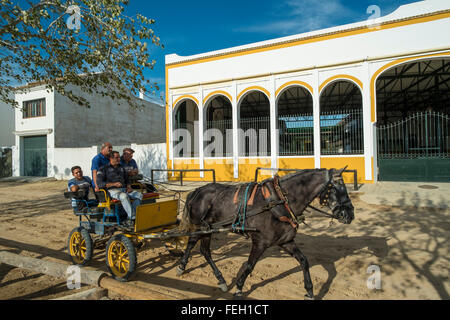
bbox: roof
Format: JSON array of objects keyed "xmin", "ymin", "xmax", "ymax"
[{"xmin": 166, "ymin": 0, "xmax": 450, "ymax": 66}]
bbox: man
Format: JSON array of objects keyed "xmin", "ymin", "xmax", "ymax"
[
  {"xmin": 96, "ymin": 151, "xmax": 143, "ymax": 226},
  {"xmin": 68, "ymin": 166, "xmax": 96, "ymax": 212},
  {"xmin": 120, "ymin": 147, "xmax": 139, "ymax": 177},
  {"xmin": 91, "ymin": 142, "xmax": 113, "ymax": 192}
]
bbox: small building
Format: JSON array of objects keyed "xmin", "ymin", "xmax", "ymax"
[
  {"xmin": 12, "ymin": 82, "xmax": 166, "ymax": 179},
  {"xmin": 165, "ymin": 0, "xmax": 450, "ymax": 183}
]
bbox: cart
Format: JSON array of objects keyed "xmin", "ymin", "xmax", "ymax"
[{"xmin": 65, "ymin": 184, "xmax": 188, "ymax": 282}]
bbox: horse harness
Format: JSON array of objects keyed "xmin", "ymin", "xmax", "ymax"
[{"xmin": 208, "ymin": 174, "xmax": 301, "ymax": 234}]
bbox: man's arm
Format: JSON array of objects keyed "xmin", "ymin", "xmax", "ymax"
[{"xmin": 92, "ymin": 169, "xmax": 99, "ymax": 191}]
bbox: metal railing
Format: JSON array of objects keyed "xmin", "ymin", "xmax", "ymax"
[
  {"xmin": 151, "ymin": 169, "xmax": 216, "ymax": 186},
  {"xmin": 377, "ymin": 111, "xmax": 450, "ymax": 159},
  {"xmin": 320, "ymin": 109, "xmax": 364, "ymax": 155},
  {"xmin": 278, "ymin": 113, "xmax": 314, "ymax": 156}
]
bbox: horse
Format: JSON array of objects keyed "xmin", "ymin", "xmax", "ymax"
[{"xmin": 177, "ymin": 168, "xmax": 355, "ymax": 299}]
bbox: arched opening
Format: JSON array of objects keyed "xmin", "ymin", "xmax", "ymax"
[
  {"xmin": 375, "ymin": 58, "xmax": 450, "ymax": 182},
  {"xmin": 320, "ymin": 80, "xmax": 364, "ymax": 155},
  {"xmin": 239, "ymin": 91, "xmax": 271, "ymax": 157},
  {"xmin": 173, "ymin": 99, "xmax": 199, "ymax": 158},
  {"xmin": 204, "ymin": 95, "xmax": 233, "ymax": 157},
  {"xmin": 277, "ymin": 86, "xmax": 314, "ymax": 156}
]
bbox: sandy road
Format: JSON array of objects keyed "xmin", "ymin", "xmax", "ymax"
[{"xmin": 0, "ymin": 180, "xmax": 448, "ymax": 300}]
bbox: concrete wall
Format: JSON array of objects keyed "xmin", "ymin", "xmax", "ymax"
[
  {"xmin": 53, "ymin": 85, "xmax": 165, "ymax": 148},
  {"xmin": 0, "ymin": 93, "xmax": 15, "ymax": 147}
]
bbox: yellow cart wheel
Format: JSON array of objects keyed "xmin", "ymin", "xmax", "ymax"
[
  {"xmin": 164, "ymin": 236, "xmax": 188, "ymax": 257},
  {"xmin": 68, "ymin": 227, "xmax": 93, "ymax": 266},
  {"xmin": 106, "ymin": 234, "xmax": 136, "ymax": 282}
]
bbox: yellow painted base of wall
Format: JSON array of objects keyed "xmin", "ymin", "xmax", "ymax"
[
  {"xmin": 320, "ymin": 157, "xmax": 373, "ymax": 184},
  {"xmin": 167, "ymin": 157, "xmax": 374, "ymax": 184},
  {"xmin": 277, "ymin": 157, "xmax": 315, "ymax": 177}
]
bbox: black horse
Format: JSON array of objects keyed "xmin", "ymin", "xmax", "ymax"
[{"xmin": 177, "ymin": 168, "xmax": 355, "ymax": 299}]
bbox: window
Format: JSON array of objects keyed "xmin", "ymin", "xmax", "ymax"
[{"xmin": 23, "ymin": 98, "xmax": 46, "ymax": 118}]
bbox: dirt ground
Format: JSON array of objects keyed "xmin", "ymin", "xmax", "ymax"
[{"xmin": 0, "ymin": 180, "xmax": 448, "ymax": 300}]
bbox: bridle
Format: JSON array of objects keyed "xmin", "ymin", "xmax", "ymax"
[{"xmin": 307, "ymin": 170, "xmax": 352, "ymax": 221}]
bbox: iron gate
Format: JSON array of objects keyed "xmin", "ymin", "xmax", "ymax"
[{"xmin": 377, "ymin": 112, "xmax": 450, "ymax": 182}]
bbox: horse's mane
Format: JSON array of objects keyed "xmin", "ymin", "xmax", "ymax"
[{"xmin": 279, "ymin": 168, "xmax": 328, "ymax": 182}]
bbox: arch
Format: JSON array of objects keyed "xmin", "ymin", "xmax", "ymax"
[
  {"xmin": 319, "ymin": 79, "xmax": 364, "ymax": 156},
  {"xmin": 172, "ymin": 98, "xmax": 199, "ymax": 158},
  {"xmin": 204, "ymin": 94, "xmax": 233, "ymax": 158},
  {"xmin": 370, "ymin": 51, "xmax": 450, "ymax": 122},
  {"xmin": 237, "ymin": 86, "xmax": 270, "ymax": 105},
  {"xmin": 173, "ymin": 94, "xmax": 199, "ymax": 109},
  {"xmin": 203, "ymin": 90, "xmax": 233, "ymax": 106},
  {"xmin": 238, "ymin": 89, "xmax": 271, "ymax": 157},
  {"xmin": 276, "ymin": 80, "xmax": 314, "ymax": 99},
  {"xmin": 319, "ymin": 74, "xmax": 363, "ymax": 94},
  {"xmin": 277, "ymin": 84, "xmax": 314, "ymax": 156}
]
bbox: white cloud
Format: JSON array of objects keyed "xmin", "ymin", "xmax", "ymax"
[{"xmin": 234, "ymin": 0, "xmax": 359, "ymax": 36}]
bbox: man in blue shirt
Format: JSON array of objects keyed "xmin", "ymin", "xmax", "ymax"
[
  {"xmin": 120, "ymin": 147, "xmax": 139, "ymax": 177},
  {"xmin": 68, "ymin": 166, "xmax": 96, "ymax": 211},
  {"xmin": 91, "ymin": 142, "xmax": 113, "ymax": 192}
]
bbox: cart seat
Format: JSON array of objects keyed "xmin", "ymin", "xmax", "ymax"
[{"xmin": 143, "ymin": 192, "xmax": 159, "ymax": 200}]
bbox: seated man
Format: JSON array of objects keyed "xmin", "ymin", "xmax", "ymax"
[
  {"xmin": 96, "ymin": 151, "xmax": 143, "ymax": 226},
  {"xmin": 120, "ymin": 147, "xmax": 139, "ymax": 177},
  {"xmin": 68, "ymin": 166, "xmax": 97, "ymax": 212}
]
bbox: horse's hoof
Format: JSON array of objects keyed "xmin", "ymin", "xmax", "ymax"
[
  {"xmin": 218, "ymin": 282, "xmax": 228, "ymax": 292},
  {"xmin": 304, "ymin": 293, "xmax": 315, "ymax": 300},
  {"xmin": 176, "ymin": 266, "xmax": 185, "ymax": 276},
  {"xmin": 234, "ymin": 290, "xmax": 244, "ymax": 300}
]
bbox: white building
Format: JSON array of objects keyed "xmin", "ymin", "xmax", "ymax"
[
  {"xmin": 165, "ymin": 0, "xmax": 450, "ymax": 183},
  {"xmin": 13, "ymin": 82, "xmax": 166, "ymax": 179}
]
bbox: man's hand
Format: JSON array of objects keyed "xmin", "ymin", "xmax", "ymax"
[
  {"xmin": 95, "ymin": 186, "xmax": 100, "ymax": 192},
  {"xmin": 126, "ymin": 185, "xmax": 133, "ymax": 193}
]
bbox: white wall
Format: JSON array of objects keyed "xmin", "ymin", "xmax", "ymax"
[
  {"xmin": 52, "ymin": 143, "xmax": 167, "ymax": 181},
  {"xmin": 131, "ymin": 143, "xmax": 167, "ymax": 182},
  {"xmin": 53, "ymin": 146, "xmax": 98, "ymax": 180}
]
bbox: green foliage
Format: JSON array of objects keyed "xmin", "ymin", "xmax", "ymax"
[{"xmin": 0, "ymin": 0, "xmax": 163, "ymax": 108}]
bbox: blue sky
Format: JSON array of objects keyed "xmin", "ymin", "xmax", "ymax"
[{"xmin": 123, "ymin": 0, "xmax": 420, "ymax": 104}]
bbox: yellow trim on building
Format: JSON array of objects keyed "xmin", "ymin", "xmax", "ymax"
[
  {"xmin": 173, "ymin": 94, "xmax": 199, "ymax": 108},
  {"xmin": 319, "ymin": 74, "xmax": 363, "ymax": 93},
  {"xmin": 275, "ymin": 81, "xmax": 314, "ymax": 98},
  {"xmin": 203, "ymin": 90, "xmax": 233, "ymax": 105},
  {"xmin": 370, "ymin": 51, "xmax": 450, "ymax": 122},
  {"xmin": 237, "ymin": 86, "xmax": 271, "ymax": 103}
]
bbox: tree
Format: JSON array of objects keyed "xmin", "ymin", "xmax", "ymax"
[{"xmin": 0, "ymin": 0, "xmax": 163, "ymax": 108}]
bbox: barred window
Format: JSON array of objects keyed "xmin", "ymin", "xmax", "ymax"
[{"xmin": 23, "ymin": 98, "xmax": 46, "ymax": 118}]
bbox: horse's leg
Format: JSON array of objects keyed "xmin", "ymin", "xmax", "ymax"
[
  {"xmin": 235, "ymin": 242, "xmax": 267, "ymax": 298},
  {"xmin": 176, "ymin": 235, "xmax": 200, "ymax": 276},
  {"xmin": 279, "ymin": 240, "xmax": 314, "ymax": 299},
  {"xmin": 199, "ymin": 235, "xmax": 228, "ymax": 292}
]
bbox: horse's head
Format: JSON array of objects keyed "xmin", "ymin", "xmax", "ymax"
[{"xmin": 319, "ymin": 167, "xmax": 355, "ymax": 224}]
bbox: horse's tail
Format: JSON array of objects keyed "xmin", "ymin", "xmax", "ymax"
[{"xmin": 179, "ymin": 190, "xmax": 197, "ymax": 232}]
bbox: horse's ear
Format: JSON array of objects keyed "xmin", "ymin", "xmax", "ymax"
[{"xmin": 338, "ymin": 166, "xmax": 348, "ymax": 176}]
